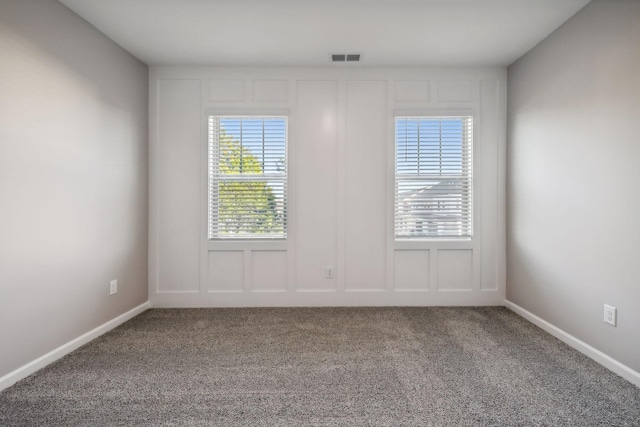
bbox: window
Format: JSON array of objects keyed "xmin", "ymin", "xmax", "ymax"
[
  {"xmin": 208, "ymin": 116, "xmax": 287, "ymax": 239},
  {"xmin": 395, "ymin": 115, "xmax": 473, "ymax": 239}
]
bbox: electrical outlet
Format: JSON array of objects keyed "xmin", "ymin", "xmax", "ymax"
[
  {"xmin": 325, "ymin": 266, "xmax": 335, "ymax": 279},
  {"xmin": 110, "ymin": 280, "xmax": 118, "ymax": 295},
  {"xmin": 604, "ymin": 304, "xmax": 616, "ymax": 326}
]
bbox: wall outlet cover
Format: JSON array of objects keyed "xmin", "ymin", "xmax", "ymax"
[
  {"xmin": 604, "ymin": 304, "xmax": 616, "ymax": 326},
  {"xmin": 325, "ymin": 267, "xmax": 335, "ymax": 279}
]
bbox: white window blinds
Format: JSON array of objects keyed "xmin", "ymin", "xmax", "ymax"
[
  {"xmin": 208, "ymin": 116, "xmax": 288, "ymax": 239},
  {"xmin": 395, "ymin": 116, "xmax": 473, "ymax": 239}
]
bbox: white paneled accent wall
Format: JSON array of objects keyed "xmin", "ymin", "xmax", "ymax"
[{"xmin": 150, "ymin": 67, "xmax": 506, "ymax": 307}]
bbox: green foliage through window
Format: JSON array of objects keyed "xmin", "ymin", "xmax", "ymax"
[{"xmin": 209, "ymin": 116, "xmax": 287, "ymax": 239}]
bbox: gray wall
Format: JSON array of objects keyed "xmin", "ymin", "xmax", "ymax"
[
  {"xmin": 0, "ymin": 0, "xmax": 148, "ymax": 377},
  {"xmin": 507, "ymin": 0, "xmax": 640, "ymax": 372}
]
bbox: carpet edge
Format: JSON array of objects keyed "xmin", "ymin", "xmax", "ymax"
[
  {"xmin": 505, "ymin": 300, "xmax": 640, "ymax": 388},
  {"xmin": 0, "ymin": 301, "xmax": 150, "ymax": 392}
]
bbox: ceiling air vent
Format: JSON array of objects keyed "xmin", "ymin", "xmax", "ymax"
[{"xmin": 331, "ymin": 54, "xmax": 361, "ymax": 62}]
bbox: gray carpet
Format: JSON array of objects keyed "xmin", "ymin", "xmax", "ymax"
[{"xmin": 1, "ymin": 307, "xmax": 639, "ymax": 426}]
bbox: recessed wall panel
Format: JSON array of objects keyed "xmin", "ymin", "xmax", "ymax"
[
  {"xmin": 395, "ymin": 80, "xmax": 430, "ymax": 102},
  {"xmin": 437, "ymin": 80, "xmax": 473, "ymax": 102},
  {"xmin": 480, "ymin": 79, "xmax": 499, "ymax": 291},
  {"xmin": 209, "ymin": 79, "xmax": 245, "ymax": 102},
  {"xmin": 253, "ymin": 79, "xmax": 289, "ymax": 102},
  {"xmin": 252, "ymin": 251, "xmax": 287, "ymax": 292},
  {"xmin": 295, "ymin": 81, "xmax": 338, "ymax": 291},
  {"xmin": 345, "ymin": 80, "xmax": 387, "ymax": 291},
  {"xmin": 394, "ymin": 250, "xmax": 430, "ymax": 291},
  {"xmin": 437, "ymin": 250, "xmax": 473, "ymax": 290},
  {"xmin": 157, "ymin": 79, "xmax": 201, "ymax": 292},
  {"xmin": 208, "ymin": 251, "xmax": 244, "ymax": 292}
]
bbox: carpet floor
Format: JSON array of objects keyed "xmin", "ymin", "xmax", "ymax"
[{"xmin": 0, "ymin": 307, "xmax": 639, "ymax": 426}]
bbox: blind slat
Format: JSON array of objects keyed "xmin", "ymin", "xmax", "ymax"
[
  {"xmin": 395, "ymin": 116, "xmax": 473, "ymax": 239},
  {"xmin": 208, "ymin": 116, "xmax": 288, "ymax": 239}
]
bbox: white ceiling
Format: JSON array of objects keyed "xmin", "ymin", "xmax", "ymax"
[{"xmin": 58, "ymin": 0, "xmax": 591, "ymax": 67}]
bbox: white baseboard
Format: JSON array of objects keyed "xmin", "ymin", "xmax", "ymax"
[
  {"xmin": 505, "ymin": 300, "xmax": 640, "ymax": 388},
  {"xmin": 0, "ymin": 302, "xmax": 149, "ymax": 392},
  {"xmin": 151, "ymin": 290, "xmax": 504, "ymax": 307},
  {"xmin": 4, "ymin": 301, "xmax": 636, "ymax": 392}
]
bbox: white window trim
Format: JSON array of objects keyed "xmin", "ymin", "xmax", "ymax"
[
  {"xmin": 207, "ymin": 113, "xmax": 289, "ymax": 241},
  {"xmin": 393, "ymin": 111, "xmax": 475, "ymax": 241}
]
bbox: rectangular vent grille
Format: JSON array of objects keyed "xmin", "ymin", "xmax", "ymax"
[{"xmin": 331, "ymin": 54, "xmax": 361, "ymax": 62}]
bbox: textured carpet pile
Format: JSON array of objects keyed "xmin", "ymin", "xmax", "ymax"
[{"xmin": 1, "ymin": 307, "xmax": 639, "ymax": 426}]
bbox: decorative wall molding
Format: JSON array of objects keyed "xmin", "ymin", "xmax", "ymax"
[{"xmin": 150, "ymin": 67, "xmax": 507, "ymax": 307}]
